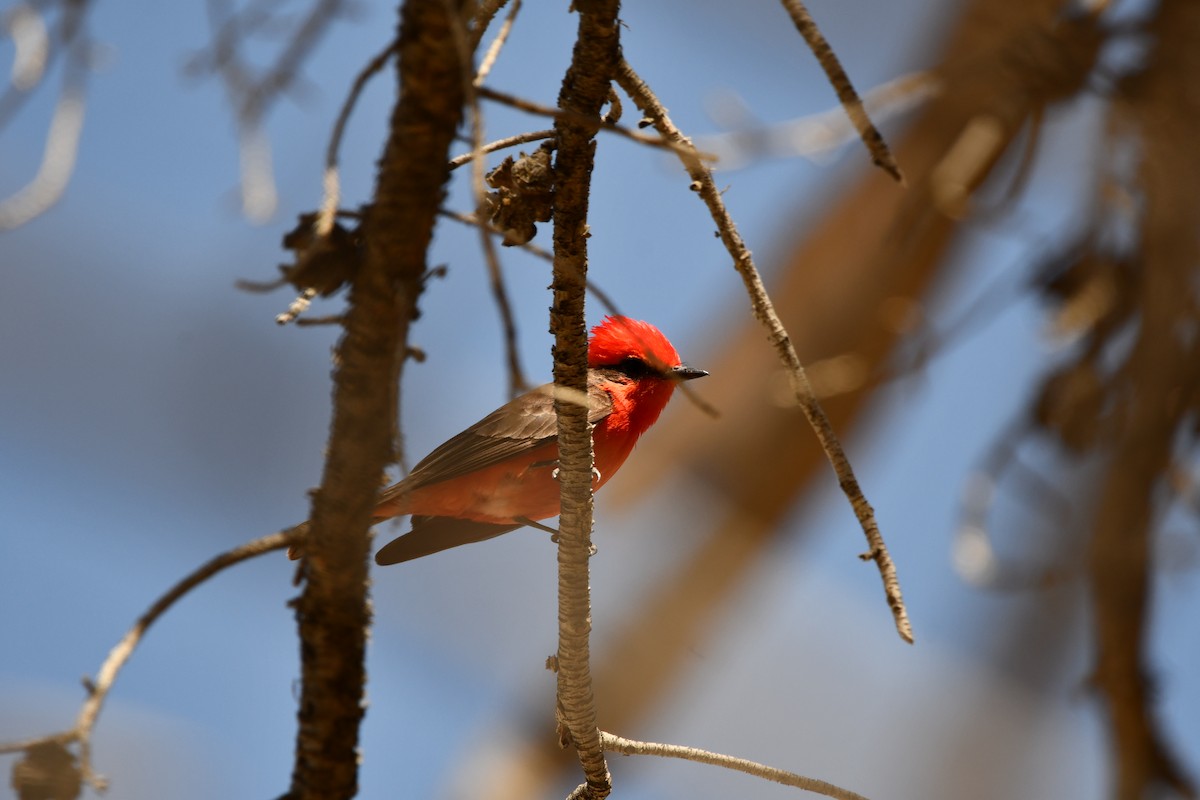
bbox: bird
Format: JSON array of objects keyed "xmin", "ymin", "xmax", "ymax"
[{"xmin": 289, "ymin": 316, "xmax": 707, "ymax": 565}]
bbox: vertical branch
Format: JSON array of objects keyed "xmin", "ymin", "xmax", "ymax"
[
  {"xmin": 549, "ymin": 1, "xmax": 621, "ymax": 798},
  {"xmin": 285, "ymin": 0, "xmax": 467, "ymax": 797},
  {"xmin": 1089, "ymin": 3, "xmax": 1200, "ymax": 795}
]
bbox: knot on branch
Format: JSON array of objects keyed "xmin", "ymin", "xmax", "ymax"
[
  {"xmin": 237, "ymin": 212, "xmax": 363, "ymax": 324},
  {"xmin": 481, "ymin": 143, "xmax": 554, "ymax": 245},
  {"xmin": 11, "ymin": 742, "xmax": 84, "ymax": 800},
  {"xmin": 278, "ymin": 212, "xmax": 362, "ymax": 299}
]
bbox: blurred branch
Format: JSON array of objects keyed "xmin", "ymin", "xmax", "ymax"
[
  {"xmin": 1084, "ymin": 3, "xmax": 1200, "ymax": 796},
  {"xmin": 468, "ymin": 0, "xmax": 510, "ymax": 50},
  {"xmin": 0, "ymin": 0, "xmax": 93, "ymax": 229},
  {"xmin": 316, "ymin": 39, "xmax": 399, "ymax": 237},
  {"xmin": 776, "ymin": 0, "xmax": 903, "ymax": 183},
  {"xmin": 0, "ymin": 65, "xmax": 84, "ymax": 228},
  {"xmin": 0, "ymin": 0, "xmax": 90, "ymax": 129},
  {"xmin": 601, "ymin": 732, "xmax": 870, "ymax": 800},
  {"xmin": 449, "ymin": 0, "xmax": 529, "ymax": 397},
  {"xmin": 0, "ymin": 531, "xmax": 296, "ymax": 796},
  {"xmin": 474, "ymin": 0, "xmax": 519, "ymax": 85},
  {"xmin": 701, "ymin": 71, "xmax": 940, "ymax": 171},
  {"xmin": 616, "ymin": 57, "xmax": 914, "ymax": 645},
  {"xmin": 190, "ymin": 0, "xmax": 354, "ymax": 221},
  {"xmin": 548, "ymin": 0, "xmax": 621, "ymax": 795},
  {"xmin": 954, "ymin": 416, "xmax": 1074, "ymax": 589},
  {"xmin": 283, "ymin": 0, "xmax": 468, "ymax": 795}
]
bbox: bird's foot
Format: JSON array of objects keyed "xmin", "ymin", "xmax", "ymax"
[{"xmin": 548, "ymin": 466, "xmax": 602, "ymax": 483}]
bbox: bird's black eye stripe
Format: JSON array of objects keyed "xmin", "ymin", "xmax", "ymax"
[{"xmin": 615, "ymin": 356, "xmax": 654, "ymax": 379}]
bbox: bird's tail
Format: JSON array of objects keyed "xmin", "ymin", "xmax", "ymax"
[
  {"xmin": 374, "ymin": 516, "xmax": 521, "ymax": 565},
  {"xmin": 286, "ymin": 516, "xmax": 521, "ymax": 564}
]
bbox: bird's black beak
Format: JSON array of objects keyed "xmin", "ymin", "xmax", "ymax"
[{"xmin": 670, "ymin": 364, "xmax": 709, "ymax": 381}]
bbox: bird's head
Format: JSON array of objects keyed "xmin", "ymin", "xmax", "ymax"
[{"xmin": 588, "ymin": 316, "xmax": 708, "ymax": 383}]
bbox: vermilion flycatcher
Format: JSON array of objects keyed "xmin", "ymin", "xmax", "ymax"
[{"xmin": 291, "ymin": 316, "xmax": 707, "ymax": 564}]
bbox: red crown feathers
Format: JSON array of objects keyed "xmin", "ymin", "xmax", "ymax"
[{"xmin": 587, "ymin": 316, "xmax": 681, "ymax": 371}]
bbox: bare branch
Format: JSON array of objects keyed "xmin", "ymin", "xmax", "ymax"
[
  {"xmin": 317, "ymin": 39, "xmax": 399, "ymax": 237},
  {"xmin": 284, "ymin": 0, "xmax": 468, "ymax": 795},
  {"xmin": 1085, "ymin": 4, "xmax": 1200, "ymax": 794},
  {"xmin": 0, "ymin": 530, "xmax": 296, "ymax": 790},
  {"xmin": 549, "ymin": 0, "xmax": 623, "ymax": 796},
  {"xmin": 0, "ymin": 0, "xmax": 89, "ymax": 131},
  {"xmin": 468, "ymin": 0, "xmax": 511, "ymax": 50},
  {"xmin": 0, "ymin": 0, "xmax": 92, "ymax": 229},
  {"xmin": 616, "ymin": 57, "xmax": 913, "ymax": 645},
  {"xmin": 447, "ymin": 128, "xmax": 555, "ymax": 169},
  {"xmin": 474, "ymin": 0, "xmax": 520, "ymax": 85},
  {"xmin": 776, "ymin": 0, "xmax": 903, "ymax": 183},
  {"xmin": 439, "ymin": 207, "xmax": 631, "ymax": 317},
  {"xmin": 0, "ymin": 74, "xmax": 84, "ymax": 228},
  {"xmin": 444, "ymin": 0, "xmax": 529, "ymax": 397},
  {"xmin": 601, "ymin": 732, "xmax": 870, "ymax": 800},
  {"xmin": 195, "ymin": 0, "xmax": 354, "ymax": 220}
]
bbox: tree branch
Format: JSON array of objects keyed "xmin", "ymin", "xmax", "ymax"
[
  {"xmin": 284, "ymin": 0, "xmax": 467, "ymax": 796},
  {"xmin": 316, "ymin": 39, "xmax": 399, "ymax": 237},
  {"xmin": 601, "ymin": 732, "xmax": 870, "ymax": 800},
  {"xmin": 0, "ymin": 531, "xmax": 296, "ymax": 793},
  {"xmin": 615, "ymin": 57, "xmax": 913, "ymax": 645},
  {"xmin": 549, "ymin": 1, "xmax": 622, "ymax": 797},
  {"xmin": 447, "ymin": 128, "xmax": 556, "ymax": 169},
  {"xmin": 776, "ymin": 0, "xmax": 902, "ymax": 183}
]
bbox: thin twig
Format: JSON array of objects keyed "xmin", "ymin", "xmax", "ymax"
[
  {"xmin": 444, "ymin": 0, "xmax": 529, "ymax": 397},
  {"xmin": 480, "ymin": 223, "xmax": 529, "ymax": 396},
  {"xmin": 0, "ymin": 531, "xmax": 297, "ymax": 789},
  {"xmin": 440, "ymin": 208, "xmax": 550, "ymax": 257},
  {"xmin": 447, "ymin": 128, "xmax": 555, "ymax": 169},
  {"xmin": 440, "ymin": 208, "xmax": 626, "ymax": 305},
  {"xmin": 199, "ymin": 0, "xmax": 353, "ymax": 220},
  {"xmin": 478, "ymin": 85, "xmax": 714, "ymax": 163},
  {"xmin": 468, "ymin": 0, "xmax": 510, "ymax": 50},
  {"xmin": 601, "ymin": 732, "xmax": 870, "ymax": 800},
  {"xmin": 777, "ymin": 0, "xmax": 903, "ymax": 183},
  {"xmin": 474, "ymin": 0, "xmax": 520, "ymax": 85},
  {"xmin": 616, "ymin": 57, "xmax": 913, "ymax": 645},
  {"xmin": 317, "ymin": 39, "xmax": 399, "ymax": 236}
]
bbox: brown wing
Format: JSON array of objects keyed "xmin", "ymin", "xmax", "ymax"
[
  {"xmin": 377, "ymin": 379, "xmax": 614, "ymax": 504},
  {"xmin": 374, "ymin": 516, "xmax": 523, "ymax": 564}
]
